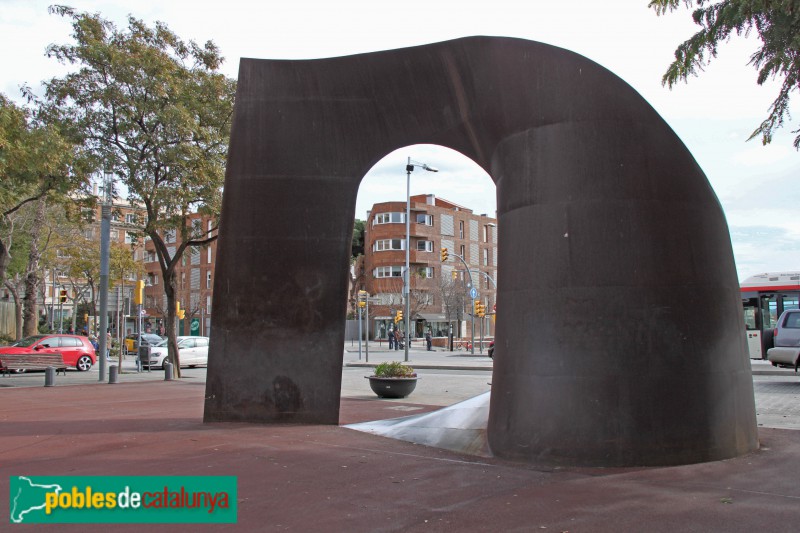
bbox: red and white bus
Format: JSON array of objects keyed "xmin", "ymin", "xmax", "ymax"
[{"xmin": 740, "ymin": 272, "xmax": 800, "ymax": 359}]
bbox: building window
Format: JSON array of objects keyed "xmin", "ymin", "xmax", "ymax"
[
  {"xmin": 374, "ymin": 239, "xmax": 404, "ymax": 251},
  {"xmin": 148, "ymin": 273, "xmax": 158, "ymax": 286},
  {"xmin": 206, "ymin": 295, "xmax": 212, "ymax": 314},
  {"xmin": 125, "ymin": 231, "xmax": 135, "ymax": 244},
  {"xmin": 483, "ymin": 248, "xmax": 489, "ymax": 266},
  {"xmin": 125, "ymin": 213, "xmax": 136, "ymax": 224},
  {"xmin": 164, "ymin": 229, "xmax": 176, "ymax": 243},
  {"xmin": 207, "ymin": 246, "xmax": 212, "ymax": 263},
  {"xmin": 416, "ymin": 240, "xmax": 433, "ymax": 252},
  {"xmin": 374, "ymin": 266, "xmax": 403, "ymax": 278},
  {"xmin": 418, "ymin": 266, "xmax": 434, "ymax": 279},
  {"xmin": 206, "ymin": 271, "xmax": 212, "ymax": 289},
  {"xmin": 83, "ymin": 228, "xmax": 94, "ymax": 239},
  {"xmin": 373, "ymin": 212, "xmax": 405, "ymax": 225},
  {"xmin": 110, "ymin": 229, "xmax": 119, "ymax": 240},
  {"xmin": 459, "ymin": 221, "xmax": 464, "ymax": 239},
  {"xmin": 146, "ymin": 251, "xmax": 156, "ymax": 263},
  {"xmin": 416, "ymin": 213, "xmax": 433, "ymax": 226},
  {"xmin": 460, "ymin": 244, "xmax": 465, "ymax": 258}
]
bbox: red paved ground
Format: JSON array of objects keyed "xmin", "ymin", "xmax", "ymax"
[{"xmin": 2, "ymin": 380, "xmax": 799, "ymax": 532}]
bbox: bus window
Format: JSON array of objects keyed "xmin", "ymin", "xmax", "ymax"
[
  {"xmin": 743, "ymin": 307, "xmax": 757, "ymax": 330},
  {"xmin": 781, "ymin": 294, "xmax": 799, "ymax": 313},
  {"xmin": 763, "ymin": 295, "xmax": 778, "ymax": 330}
]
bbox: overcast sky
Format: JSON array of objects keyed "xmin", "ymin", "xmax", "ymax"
[{"xmin": 2, "ymin": 0, "xmax": 798, "ymax": 280}]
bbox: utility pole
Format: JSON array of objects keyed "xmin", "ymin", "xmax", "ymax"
[{"xmin": 98, "ymin": 170, "xmax": 113, "ymax": 382}]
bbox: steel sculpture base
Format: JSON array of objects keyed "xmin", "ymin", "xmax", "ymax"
[{"xmin": 204, "ymin": 36, "xmax": 758, "ymax": 466}]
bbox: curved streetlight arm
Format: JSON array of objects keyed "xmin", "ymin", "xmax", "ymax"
[{"xmin": 466, "ymin": 268, "xmax": 497, "ymax": 289}]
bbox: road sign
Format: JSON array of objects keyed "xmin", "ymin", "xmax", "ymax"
[{"xmin": 469, "ymin": 287, "xmax": 478, "ymax": 299}]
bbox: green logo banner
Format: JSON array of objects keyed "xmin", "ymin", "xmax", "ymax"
[{"xmin": 9, "ymin": 476, "xmax": 237, "ymax": 524}]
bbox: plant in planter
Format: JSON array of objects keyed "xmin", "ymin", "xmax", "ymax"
[{"xmin": 366, "ymin": 361, "xmax": 418, "ymax": 398}]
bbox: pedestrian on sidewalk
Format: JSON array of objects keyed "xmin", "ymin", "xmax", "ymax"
[
  {"xmin": 388, "ymin": 328, "xmax": 395, "ymax": 350},
  {"xmin": 425, "ymin": 330, "xmax": 432, "ymax": 351},
  {"xmin": 395, "ymin": 330, "xmax": 402, "ymax": 350}
]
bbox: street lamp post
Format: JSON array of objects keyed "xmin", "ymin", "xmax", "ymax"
[
  {"xmin": 98, "ymin": 169, "xmax": 113, "ymax": 382},
  {"xmin": 404, "ymin": 157, "xmax": 438, "ymax": 362}
]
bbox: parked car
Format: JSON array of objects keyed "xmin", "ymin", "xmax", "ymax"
[
  {"xmin": 145, "ymin": 336, "xmax": 209, "ymax": 369},
  {"xmin": 124, "ymin": 333, "xmax": 165, "ymax": 355},
  {"xmin": 0, "ymin": 334, "xmax": 97, "ymax": 371},
  {"xmin": 767, "ymin": 309, "xmax": 800, "ymax": 369}
]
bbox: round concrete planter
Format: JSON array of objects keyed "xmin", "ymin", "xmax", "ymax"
[{"xmin": 366, "ymin": 376, "xmax": 418, "ymax": 398}]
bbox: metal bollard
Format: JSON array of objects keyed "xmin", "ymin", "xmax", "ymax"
[
  {"xmin": 109, "ymin": 365, "xmax": 119, "ymax": 384},
  {"xmin": 164, "ymin": 362, "xmax": 173, "ymax": 381},
  {"xmin": 136, "ymin": 358, "xmax": 142, "ymax": 373},
  {"xmin": 44, "ymin": 366, "xmax": 56, "ymax": 387}
]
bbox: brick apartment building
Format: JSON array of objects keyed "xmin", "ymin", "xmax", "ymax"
[
  {"xmin": 141, "ymin": 213, "xmax": 217, "ymax": 337},
  {"xmin": 359, "ymin": 194, "xmax": 497, "ymax": 343}
]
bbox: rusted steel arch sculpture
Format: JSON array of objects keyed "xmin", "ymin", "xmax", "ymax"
[{"xmin": 204, "ymin": 36, "xmax": 758, "ymax": 467}]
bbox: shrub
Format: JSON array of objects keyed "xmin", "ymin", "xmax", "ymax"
[{"xmin": 373, "ymin": 361, "xmax": 416, "ymax": 378}]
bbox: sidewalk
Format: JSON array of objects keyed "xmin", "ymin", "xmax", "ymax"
[{"xmin": 344, "ymin": 342, "xmax": 493, "ymax": 371}]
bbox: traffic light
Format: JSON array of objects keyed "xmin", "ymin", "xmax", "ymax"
[
  {"xmin": 474, "ymin": 299, "xmax": 481, "ymax": 315},
  {"xmin": 358, "ymin": 290, "xmax": 367, "ymax": 308},
  {"xmin": 133, "ymin": 280, "xmax": 145, "ymax": 305},
  {"xmin": 451, "ymin": 270, "xmax": 458, "ymax": 280},
  {"xmin": 478, "ymin": 303, "xmax": 486, "ymax": 318},
  {"xmin": 83, "ymin": 313, "xmax": 89, "ymax": 323},
  {"xmin": 59, "ymin": 289, "xmax": 68, "ymax": 303},
  {"xmin": 395, "ymin": 310, "xmax": 403, "ymax": 323},
  {"xmin": 176, "ymin": 301, "xmax": 185, "ymax": 320},
  {"xmin": 440, "ymin": 247, "xmax": 448, "ymax": 262}
]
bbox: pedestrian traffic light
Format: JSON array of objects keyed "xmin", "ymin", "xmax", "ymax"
[
  {"xmin": 59, "ymin": 289, "xmax": 68, "ymax": 303},
  {"xmin": 133, "ymin": 280, "xmax": 145, "ymax": 305},
  {"xmin": 440, "ymin": 247, "xmax": 448, "ymax": 262}
]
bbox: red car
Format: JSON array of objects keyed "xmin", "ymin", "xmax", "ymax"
[{"xmin": 0, "ymin": 334, "xmax": 97, "ymax": 371}]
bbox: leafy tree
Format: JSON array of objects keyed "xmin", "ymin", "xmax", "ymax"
[
  {"xmin": 0, "ymin": 93, "xmax": 95, "ymax": 289},
  {"xmin": 43, "ymin": 7, "xmax": 236, "ymax": 375},
  {"xmin": 650, "ymin": 1, "xmax": 800, "ymax": 147},
  {"xmin": 352, "ymin": 219, "xmax": 365, "ymax": 258}
]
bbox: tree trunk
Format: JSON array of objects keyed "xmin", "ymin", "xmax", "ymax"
[
  {"xmin": 4, "ymin": 279, "xmax": 23, "ymax": 340},
  {"xmin": 22, "ymin": 197, "xmax": 46, "ymax": 337},
  {"xmin": 163, "ymin": 268, "xmax": 181, "ymax": 378},
  {"xmin": 0, "ymin": 239, "xmax": 9, "ymax": 288}
]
